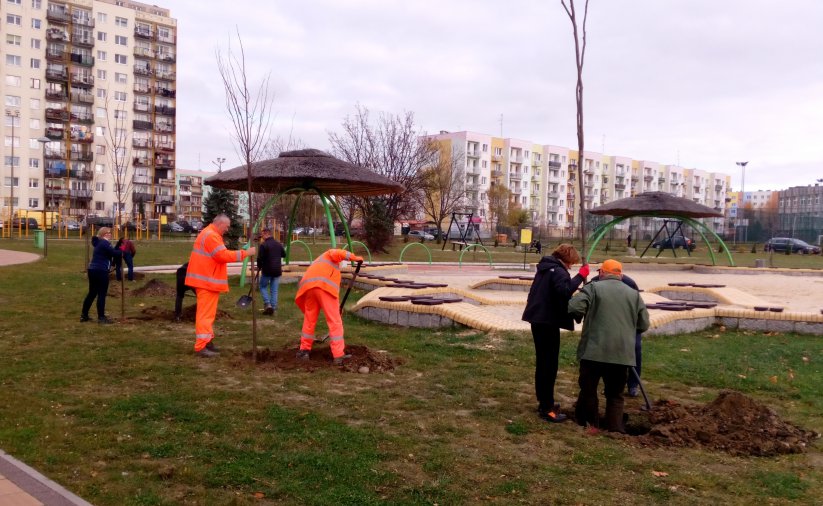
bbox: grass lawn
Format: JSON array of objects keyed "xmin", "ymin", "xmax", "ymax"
[{"xmin": 0, "ymin": 238, "xmax": 821, "ymax": 504}]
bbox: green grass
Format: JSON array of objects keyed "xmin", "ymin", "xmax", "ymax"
[{"xmin": 0, "ymin": 238, "xmax": 822, "ymax": 504}]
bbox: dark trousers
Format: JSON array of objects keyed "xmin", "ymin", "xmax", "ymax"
[
  {"xmin": 115, "ymin": 252, "xmax": 134, "ymax": 281},
  {"xmin": 575, "ymin": 359, "xmax": 629, "ymax": 432},
  {"xmin": 82, "ymin": 269, "xmax": 110, "ymax": 319},
  {"xmin": 175, "ymin": 267, "xmax": 195, "ymax": 318},
  {"xmin": 531, "ymin": 323, "xmax": 561, "ymax": 412},
  {"xmin": 626, "ymin": 332, "xmax": 643, "ymax": 389}
]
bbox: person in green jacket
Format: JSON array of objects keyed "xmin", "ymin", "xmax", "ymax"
[{"xmin": 568, "ymin": 259, "xmax": 650, "ymax": 432}]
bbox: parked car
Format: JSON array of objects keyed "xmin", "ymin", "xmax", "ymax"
[
  {"xmin": 652, "ymin": 236, "xmax": 695, "ymax": 251},
  {"xmin": 408, "ymin": 230, "xmax": 435, "ymax": 241},
  {"xmin": 764, "ymin": 237, "xmax": 821, "ymax": 254},
  {"xmin": 123, "ymin": 221, "xmax": 147, "ymax": 232},
  {"xmin": 168, "ymin": 222, "xmax": 185, "ymax": 233},
  {"xmin": 10, "ymin": 217, "xmax": 39, "ymax": 230},
  {"xmin": 52, "ymin": 219, "xmax": 80, "ymax": 230}
]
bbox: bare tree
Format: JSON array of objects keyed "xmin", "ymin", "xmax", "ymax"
[
  {"xmin": 328, "ymin": 104, "xmax": 433, "ymax": 250},
  {"xmin": 415, "ymin": 139, "xmax": 465, "ymax": 240},
  {"xmin": 217, "ymin": 28, "xmax": 275, "ymax": 360},
  {"xmin": 487, "ymin": 183, "xmax": 512, "ymax": 244},
  {"xmin": 562, "ymin": 0, "xmax": 590, "ymax": 253}
]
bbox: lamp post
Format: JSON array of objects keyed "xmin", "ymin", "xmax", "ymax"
[
  {"xmin": 37, "ymin": 136, "xmax": 51, "ymax": 257},
  {"xmin": 212, "ymin": 157, "xmax": 226, "ymax": 173},
  {"xmin": 736, "ymin": 161, "xmax": 748, "ymax": 243},
  {"xmin": 6, "ymin": 109, "xmax": 19, "ymax": 235}
]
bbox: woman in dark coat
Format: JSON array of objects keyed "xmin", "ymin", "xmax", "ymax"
[
  {"xmin": 80, "ymin": 227, "xmax": 121, "ymax": 324},
  {"xmin": 522, "ymin": 244, "xmax": 589, "ymax": 422}
]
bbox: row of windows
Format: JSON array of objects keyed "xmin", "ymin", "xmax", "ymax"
[
  {"xmin": 6, "ymin": 34, "xmax": 40, "ymax": 48},
  {"xmin": 6, "ymin": 14, "xmax": 41, "ymax": 28}
]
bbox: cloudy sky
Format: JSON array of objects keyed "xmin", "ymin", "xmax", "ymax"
[{"xmin": 171, "ymin": 0, "xmax": 823, "ymax": 191}]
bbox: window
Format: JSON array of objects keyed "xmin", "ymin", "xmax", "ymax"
[
  {"xmin": 5, "ymin": 156, "xmax": 20, "ymax": 167},
  {"xmin": 96, "ymin": 107, "xmax": 105, "ymax": 118},
  {"xmin": 30, "ymin": 78, "xmax": 40, "ymax": 89},
  {"xmin": 30, "ymin": 58, "xmax": 40, "ymax": 69},
  {"xmin": 96, "ymin": 145, "xmax": 106, "ymax": 155},
  {"xmin": 97, "ymin": 12, "xmax": 107, "ymax": 23},
  {"xmin": 95, "ymin": 126, "xmax": 106, "ymax": 135},
  {"xmin": 95, "ymin": 182, "xmax": 105, "ymax": 192},
  {"xmin": 115, "ymin": 72, "xmax": 127, "ymax": 84},
  {"xmin": 115, "ymin": 16, "xmax": 127, "ymax": 27},
  {"xmin": 96, "ymin": 69, "xmax": 106, "ymax": 80},
  {"xmin": 95, "ymin": 201, "xmax": 105, "ymax": 211},
  {"xmin": 30, "ymin": 38, "xmax": 40, "ymax": 49},
  {"xmin": 28, "ymin": 178, "xmax": 38, "ymax": 188},
  {"xmin": 32, "ymin": 0, "xmax": 42, "ymax": 8},
  {"xmin": 96, "ymin": 50, "xmax": 106, "ymax": 61},
  {"xmin": 95, "ymin": 163, "xmax": 105, "ymax": 174},
  {"xmin": 6, "ymin": 34, "xmax": 21, "ymax": 46},
  {"xmin": 28, "ymin": 157, "xmax": 38, "ymax": 168},
  {"xmin": 5, "ymin": 136, "xmax": 20, "ymax": 147},
  {"xmin": 5, "ymin": 75, "xmax": 21, "ymax": 87},
  {"xmin": 5, "ymin": 95, "xmax": 21, "ymax": 106},
  {"xmin": 5, "ymin": 54, "xmax": 21, "ymax": 66},
  {"xmin": 29, "ymin": 98, "xmax": 39, "ymax": 109},
  {"xmin": 8, "ymin": 0, "xmax": 22, "ymax": 5},
  {"xmin": 114, "ymin": 91, "xmax": 126, "ymax": 101},
  {"xmin": 4, "ymin": 177, "xmax": 20, "ymax": 187},
  {"xmin": 29, "ymin": 119, "xmax": 39, "ymax": 129},
  {"xmin": 114, "ymin": 54, "xmax": 127, "ymax": 64},
  {"xmin": 28, "ymin": 198, "xmax": 38, "ymax": 208},
  {"xmin": 115, "ymin": 35, "xmax": 127, "ymax": 45},
  {"xmin": 96, "ymin": 88, "xmax": 106, "ymax": 98},
  {"xmin": 114, "ymin": 110, "xmax": 126, "ymax": 119},
  {"xmin": 7, "ymin": 14, "xmax": 21, "ymax": 26},
  {"xmin": 97, "ymin": 31, "xmax": 107, "ymax": 41},
  {"xmin": 31, "ymin": 18, "xmax": 41, "ymax": 29},
  {"xmin": 29, "ymin": 138, "xmax": 40, "ymax": 148}
]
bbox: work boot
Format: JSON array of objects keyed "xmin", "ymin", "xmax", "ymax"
[
  {"xmin": 295, "ymin": 350, "xmax": 310, "ymax": 361},
  {"xmin": 627, "ymin": 386, "xmax": 639, "ymax": 398},
  {"xmin": 98, "ymin": 316, "xmax": 115, "ymax": 324},
  {"xmin": 604, "ymin": 400, "xmax": 626, "ymax": 433},
  {"xmin": 205, "ymin": 341, "xmax": 220, "ymax": 353},
  {"xmin": 197, "ymin": 348, "xmax": 218, "ymax": 358},
  {"xmin": 538, "ymin": 409, "xmax": 568, "ymax": 423},
  {"xmin": 332, "ymin": 354, "xmax": 352, "ymax": 366},
  {"xmin": 80, "ymin": 315, "xmax": 91, "ymax": 322},
  {"xmin": 263, "ymin": 305, "xmax": 274, "ymax": 315}
]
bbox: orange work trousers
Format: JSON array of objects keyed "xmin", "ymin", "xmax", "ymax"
[
  {"xmin": 298, "ymin": 287, "xmax": 345, "ymax": 358},
  {"xmin": 194, "ymin": 288, "xmax": 220, "ymax": 352}
]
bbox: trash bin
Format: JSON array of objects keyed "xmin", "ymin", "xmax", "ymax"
[{"xmin": 33, "ymin": 230, "xmax": 44, "ymax": 249}]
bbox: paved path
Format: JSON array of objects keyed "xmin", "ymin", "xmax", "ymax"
[{"xmin": 0, "ymin": 248, "xmax": 40, "ymax": 266}]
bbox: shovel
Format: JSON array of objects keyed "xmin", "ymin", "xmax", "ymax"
[
  {"xmin": 315, "ymin": 260, "xmax": 364, "ymax": 342},
  {"xmin": 630, "ymin": 366, "xmax": 652, "ymax": 411},
  {"xmin": 236, "ymin": 270, "xmax": 259, "ymax": 308}
]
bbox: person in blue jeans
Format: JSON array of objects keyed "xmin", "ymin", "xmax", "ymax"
[
  {"xmin": 257, "ymin": 228, "xmax": 285, "ymax": 315},
  {"xmin": 81, "ymin": 227, "xmax": 122, "ymax": 324},
  {"xmin": 114, "ymin": 237, "xmax": 136, "ymax": 281}
]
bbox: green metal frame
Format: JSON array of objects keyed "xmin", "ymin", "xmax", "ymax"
[
  {"xmin": 342, "ymin": 240, "xmax": 373, "ymax": 264},
  {"xmin": 240, "ymin": 184, "xmax": 356, "ymax": 287},
  {"xmin": 399, "ymin": 242, "xmax": 432, "ymax": 264},
  {"xmin": 458, "ymin": 244, "xmax": 493, "ymax": 267},
  {"xmin": 288, "ymin": 240, "xmax": 313, "ymax": 263},
  {"xmin": 584, "ymin": 215, "xmax": 734, "ymax": 266}
]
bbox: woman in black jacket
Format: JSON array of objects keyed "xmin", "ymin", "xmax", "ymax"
[
  {"xmin": 80, "ymin": 227, "xmax": 121, "ymax": 324},
  {"xmin": 522, "ymin": 244, "xmax": 589, "ymax": 422}
]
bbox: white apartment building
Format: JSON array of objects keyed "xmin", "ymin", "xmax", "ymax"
[
  {"xmin": 425, "ymin": 131, "xmax": 731, "ymax": 238},
  {"xmin": 1, "ymin": 0, "xmax": 176, "ymax": 224}
]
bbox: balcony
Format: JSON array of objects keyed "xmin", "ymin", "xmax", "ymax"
[
  {"xmin": 643, "ymin": 174, "xmax": 653, "ymax": 181},
  {"xmin": 614, "ymin": 183, "xmax": 626, "ymax": 190},
  {"xmin": 154, "ymin": 177, "xmax": 175, "ymax": 186},
  {"xmin": 491, "ymin": 169, "xmax": 502, "ymax": 178},
  {"xmin": 155, "ymin": 70, "xmax": 175, "ymax": 81},
  {"xmin": 71, "ymin": 35, "xmax": 95, "ymax": 48},
  {"xmin": 71, "ymin": 54, "xmax": 95, "ymax": 66},
  {"xmin": 135, "ymin": 27, "xmax": 154, "ymax": 39},
  {"xmin": 45, "ymin": 127, "xmax": 65, "ymax": 140},
  {"xmin": 134, "ymin": 65, "xmax": 152, "ymax": 76},
  {"xmin": 70, "ymin": 92, "xmax": 94, "ymax": 104},
  {"xmin": 45, "ymin": 108, "xmax": 70, "ymax": 121},
  {"xmin": 155, "ymin": 86, "xmax": 176, "ymax": 98},
  {"xmin": 155, "ymin": 158, "xmax": 175, "ymax": 170},
  {"xmin": 155, "ymin": 122, "xmax": 175, "ymax": 133},
  {"xmin": 133, "ymin": 102, "xmax": 151, "ymax": 113},
  {"xmin": 155, "ymin": 140, "xmax": 175, "ymax": 151},
  {"xmin": 44, "ymin": 149, "xmax": 65, "ymax": 160},
  {"xmin": 46, "ymin": 48, "xmax": 68, "ymax": 62},
  {"xmin": 132, "ymin": 138, "xmax": 151, "ymax": 148},
  {"xmin": 546, "ymin": 205, "xmax": 560, "ymax": 213},
  {"xmin": 46, "ymin": 9, "xmax": 70, "ymax": 24},
  {"xmin": 45, "ymin": 89, "xmax": 67, "ymax": 101},
  {"xmin": 70, "ymin": 16, "xmax": 94, "ymax": 28},
  {"xmin": 547, "ymin": 191, "xmax": 560, "ymax": 199},
  {"xmin": 466, "ymin": 150, "xmax": 480, "ymax": 158},
  {"xmin": 69, "ymin": 151, "xmax": 93, "ymax": 161},
  {"xmin": 134, "ymin": 83, "xmax": 151, "ymax": 94},
  {"xmin": 630, "ymin": 174, "xmax": 639, "ymax": 181},
  {"xmin": 154, "ymin": 194, "xmax": 175, "ymax": 205},
  {"xmin": 509, "ymin": 172, "xmax": 522, "ymax": 181},
  {"xmin": 158, "ymin": 53, "xmax": 176, "ymax": 63},
  {"xmin": 71, "ymin": 189, "xmax": 93, "ymax": 200},
  {"xmin": 132, "ymin": 191, "xmax": 152, "ymax": 202},
  {"xmin": 532, "ymin": 159, "xmax": 542, "ymax": 167},
  {"xmin": 46, "ymin": 69, "xmax": 69, "ymax": 82},
  {"xmin": 71, "ymin": 112, "xmax": 94, "ymax": 124},
  {"xmin": 133, "ymin": 157, "xmax": 151, "ymax": 167},
  {"xmin": 658, "ymin": 176, "xmax": 666, "ymax": 183},
  {"xmin": 510, "ymin": 156, "xmax": 523, "ymax": 164},
  {"xmin": 715, "ymin": 184, "xmax": 723, "ymax": 191},
  {"xmin": 583, "ymin": 181, "xmax": 594, "ymax": 188},
  {"xmin": 154, "ymin": 105, "xmax": 176, "ymax": 116},
  {"xmin": 134, "ymin": 46, "xmax": 154, "ymax": 58},
  {"xmin": 47, "ymin": 187, "xmax": 69, "ymax": 196},
  {"xmin": 70, "ymin": 170, "xmax": 93, "ymax": 180},
  {"xmin": 133, "ymin": 120, "xmax": 153, "ymax": 131},
  {"xmin": 157, "ymin": 33, "xmax": 176, "ymax": 44},
  {"xmin": 584, "ymin": 195, "xmax": 594, "ymax": 202},
  {"xmin": 69, "ymin": 74, "xmax": 94, "ymax": 88},
  {"xmin": 548, "ymin": 160, "xmax": 562, "ymax": 168}
]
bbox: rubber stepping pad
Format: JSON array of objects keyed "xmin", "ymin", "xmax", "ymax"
[
  {"xmin": 379, "ymin": 296, "xmax": 412, "ymax": 302},
  {"xmin": 411, "ymin": 299, "xmax": 444, "ymax": 305}
]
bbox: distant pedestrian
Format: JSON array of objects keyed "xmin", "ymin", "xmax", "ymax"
[
  {"xmin": 114, "ymin": 237, "xmax": 137, "ymax": 281},
  {"xmin": 626, "ymin": 233, "xmax": 632, "ymax": 248},
  {"xmin": 568, "ymin": 259, "xmax": 650, "ymax": 432},
  {"xmin": 81, "ymin": 227, "xmax": 122, "ymax": 324},
  {"xmin": 257, "ymin": 228, "xmax": 286, "ymax": 315},
  {"xmin": 521, "ymin": 244, "xmax": 589, "ymax": 423}
]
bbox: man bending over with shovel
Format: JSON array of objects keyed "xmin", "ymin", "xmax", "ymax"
[
  {"xmin": 185, "ymin": 214, "xmax": 256, "ymax": 358},
  {"xmin": 295, "ymin": 248, "xmax": 363, "ymax": 365}
]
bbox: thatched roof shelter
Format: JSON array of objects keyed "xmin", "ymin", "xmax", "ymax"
[
  {"xmin": 205, "ymin": 149, "xmax": 404, "ymax": 196},
  {"xmin": 589, "ymin": 191, "xmax": 722, "ymax": 218}
]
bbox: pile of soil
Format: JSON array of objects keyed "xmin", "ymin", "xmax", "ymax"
[
  {"xmin": 132, "ymin": 279, "xmax": 176, "ymax": 297},
  {"xmin": 241, "ymin": 344, "xmax": 401, "ymax": 373},
  {"xmin": 134, "ymin": 304, "xmax": 231, "ymax": 323},
  {"xmin": 635, "ymin": 390, "xmax": 819, "ymax": 456}
]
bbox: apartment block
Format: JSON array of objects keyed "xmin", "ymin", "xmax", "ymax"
[
  {"xmin": 175, "ymin": 168, "xmax": 208, "ymax": 221},
  {"xmin": 424, "ymin": 131, "xmax": 731, "ymax": 238},
  {"xmin": 1, "ymin": 0, "xmax": 176, "ymax": 223}
]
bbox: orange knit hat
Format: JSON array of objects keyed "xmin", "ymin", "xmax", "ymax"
[{"xmin": 600, "ymin": 259, "xmax": 622, "ymax": 276}]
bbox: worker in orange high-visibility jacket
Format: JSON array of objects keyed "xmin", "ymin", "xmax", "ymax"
[
  {"xmin": 295, "ymin": 248, "xmax": 363, "ymax": 365},
  {"xmin": 185, "ymin": 214, "xmax": 256, "ymax": 358}
]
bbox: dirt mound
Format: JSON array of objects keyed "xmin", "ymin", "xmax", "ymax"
[
  {"xmin": 240, "ymin": 344, "xmax": 402, "ymax": 373},
  {"xmin": 132, "ymin": 279, "xmax": 176, "ymax": 297},
  {"xmin": 133, "ymin": 304, "xmax": 231, "ymax": 323},
  {"xmin": 635, "ymin": 390, "xmax": 819, "ymax": 456}
]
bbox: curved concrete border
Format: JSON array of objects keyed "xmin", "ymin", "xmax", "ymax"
[{"xmin": 0, "ymin": 249, "xmax": 40, "ymax": 267}]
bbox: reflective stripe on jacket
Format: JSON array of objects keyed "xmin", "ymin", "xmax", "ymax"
[
  {"xmin": 185, "ymin": 223, "xmax": 249, "ymax": 293},
  {"xmin": 294, "ymin": 249, "xmax": 353, "ymax": 311}
]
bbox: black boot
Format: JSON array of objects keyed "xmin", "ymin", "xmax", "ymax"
[{"xmin": 604, "ymin": 399, "xmax": 626, "ymax": 433}]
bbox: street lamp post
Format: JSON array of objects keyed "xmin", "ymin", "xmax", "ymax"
[
  {"xmin": 6, "ymin": 109, "xmax": 19, "ymax": 236},
  {"xmin": 212, "ymin": 157, "xmax": 226, "ymax": 173},
  {"xmin": 736, "ymin": 161, "xmax": 748, "ymax": 243},
  {"xmin": 37, "ymin": 136, "xmax": 51, "ymax": 257}
]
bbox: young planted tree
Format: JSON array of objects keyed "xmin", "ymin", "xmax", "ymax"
[
  {"xmin": 487, "ymin": 183, "xmax": 512, "ymax": 244},
  {"xmin": 562, "ymin": 0, "xmax": 590, "ymax": 253},
  {"xmin": 415, "ymin": 139, "xmax": 465, "ymax": 242},
  {"xmin": 328, "ymin": 105, "xmax": 432, "ymax": 252},
  {"xmin": 216, "ymin": 29, "xmax": 274, "ymax": 360}
]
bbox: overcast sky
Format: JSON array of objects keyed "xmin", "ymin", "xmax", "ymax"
[{"xmin": 171, "ymin": 0, "xmax": 823, "ymax": 191}]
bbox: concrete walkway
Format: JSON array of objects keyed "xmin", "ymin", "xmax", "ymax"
[{"xmin": 0, "ymin": 248, "xmax": 40, "ymax": 266}]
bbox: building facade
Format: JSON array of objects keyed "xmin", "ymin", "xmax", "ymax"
[
  {"xmin": 1, "ymin": 0, "xmax": 176, "ymax": 224},
  {"xmin": 426, "ymin": 130, "xmax": 732, "ymax": 239}
]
